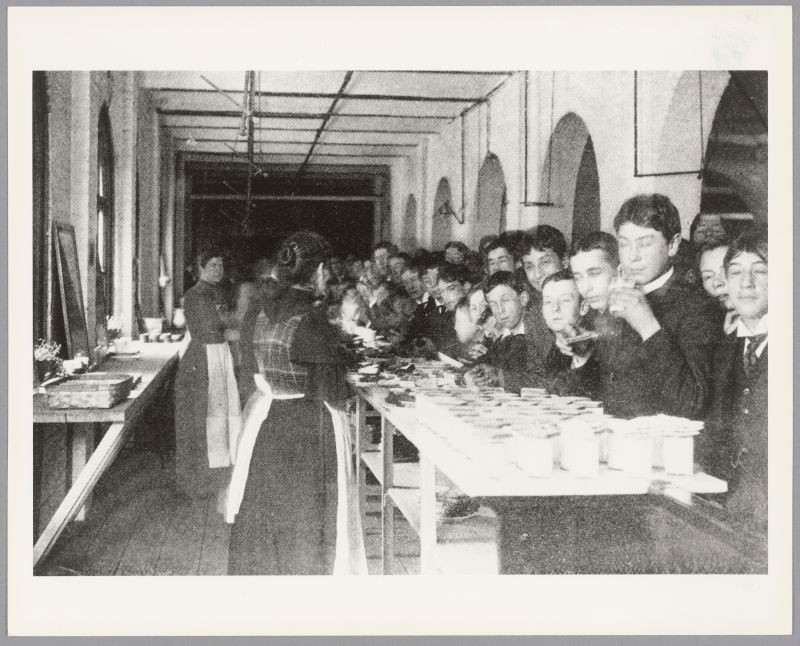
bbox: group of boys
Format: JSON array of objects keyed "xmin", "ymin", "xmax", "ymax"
[{"xmin": 363, "ymin": 193, "xmax": 768, "ymax": 529}]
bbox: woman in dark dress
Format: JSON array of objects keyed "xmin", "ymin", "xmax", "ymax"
[
  {"xmin": 226, "ymin": 231, "xmax": 366, "ymax": 575},
  {"xmin": 174, "ymin": 248, "xmax": 241, "ymax": 500}
]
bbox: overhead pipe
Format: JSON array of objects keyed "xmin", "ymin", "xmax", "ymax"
[
  {"xmin": 522, "ymin": 70, "xmax": 556, "ymax": 207},
  {"xmin": 155, "ymin": 85, "xmax": 486, "ymax": 104},
  {"xmin": 445, "ymin": 72, "xmax": 516, "ymax": 223},
  {"xmin": 296, "ymin": 71, "xmax": 354, "ymax": 178},
  {"xmin": 191, "ymin": 194, "xmax": 380, "ymax": 203},
  {"xmin": 244, "ymin": 70, "xmax": 256, "ymax": 226}
]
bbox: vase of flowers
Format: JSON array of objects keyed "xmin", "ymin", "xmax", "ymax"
[{"xmin": 34, "ymin": 339, "xmax": 63, "ymax": 383}]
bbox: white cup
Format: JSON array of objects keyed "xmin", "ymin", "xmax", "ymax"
[
  {"xmin": 63, "ymin": 359, "xmax": 81, "ymax": 375},
  {"xmin": 663, "ymin": 435, "xmax": 694, "ymax": 475},
  {"xmin": 114, "ymin": 337, "xmax": 132, "ymax": 353}
]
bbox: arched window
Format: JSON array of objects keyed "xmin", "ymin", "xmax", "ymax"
[
  {"xmin": 431, "ymin": 177, "xmax": 453, "ymax": 250},
  {"xmin": 474, "ymin": 155, "xmax": 506, "ymax": 245},
  {"xmin": 539, "ymin": 113, "xmax": 600, "ymax": 244},
  {"xmin": 96, "ymin": 104, "xmax": 114, "ymax": 318}
]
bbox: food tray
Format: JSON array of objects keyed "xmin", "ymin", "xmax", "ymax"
[{"xmin": 45, "ymin": 372, "xmax": 135, "ymax": 409}]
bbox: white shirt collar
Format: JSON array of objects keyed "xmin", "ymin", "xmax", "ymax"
[
  {"xmin": 736, "ymin": 313, "xmax": 768, "ymax": 337},
  {"xmin": 434, "ymin": 298, "xmax": 444, "ymax": 308},
  {"xmin": 418, "ymin": 292, "xmax": 430, "ymax": 305},
  {"xmin": 736, "ymin": 314, "xmax": 768, "ymax": 358},
  {"xmin": 641, "ymin": 266, "xmax": 674, "ymax": 295},
  {"xmin": 501, "ymin": 319, "xmax": 526, "ymax": 339}
]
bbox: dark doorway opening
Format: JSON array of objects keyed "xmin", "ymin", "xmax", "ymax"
[
  {"xmin": 701, "ymin": 71, "xmax": 767, "ymax": 225},
  {"xmin": 184, "ymin": 163, "xmax": 387, "ymax": 282},
  {"xmin": 191, "ymin": 198, "xmax": 374, "ymax": 279},
  {"xmin": 572, "ymin": 136, "xmax": 601, "ymax": 245}
]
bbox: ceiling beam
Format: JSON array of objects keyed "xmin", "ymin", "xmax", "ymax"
[
  {"xmin": 151, "ymin": 87, "xmax": 483, "ymax": 103},
  {"xmin": 162, "ymin": 124, "xmax": 440, "ymax": 135},
  {"xmin": 190, "ymin": 194, "xmax": 380, "ymax": 202},
  {"xmin": 180, "ymin": 148, "xmax": 406, "ymax": 159},
  {"xmin": 157, "ymin": 109, "xmax": 452, "ymax": 120},
  {"xmin": 181, "ymin": 138, "xmax": 417, "ymax": 148},
  {"xmin": 364, "ymin": 70, "xmax": 516, "ymax": 76}
]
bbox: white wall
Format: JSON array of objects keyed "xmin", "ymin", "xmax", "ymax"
[
  {"xmin": 45, "ymin": 71, "xmax": 164, "ymax": 341},
  {"xmin": 391, "ymin": 70, "xmax": 731, "ymax": 249}
]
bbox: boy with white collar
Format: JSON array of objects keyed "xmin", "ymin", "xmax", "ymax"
[
  {"xmin": 464, "ymin": 271, "xmax": 528, "ymax": 391},
  {"xmin": 701, "ymin": 227, "xmax": 768, "ymax": 530},
  {"xmin": 607, "ymin": 194, "xmax": 722, "ymax": 419}
]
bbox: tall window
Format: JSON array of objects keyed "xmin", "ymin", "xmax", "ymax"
[{"xmin": 97, "ymin": 104, "xmax": 114, "ymax": 318}]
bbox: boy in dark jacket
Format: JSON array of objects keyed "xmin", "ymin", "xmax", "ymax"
[
  {"xmin": 606, "ymin": 194, "xmax": 722, "ymax": 419},
  {"xmin": 700, "ymin": 228, "xmax": 768, "ymax": 530}
]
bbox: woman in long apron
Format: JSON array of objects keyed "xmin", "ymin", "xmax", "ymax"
[
  {"xmin": 174, "ymin": 248, "xmax": 241, "ymax": 500},
  {"xmin": 227, "ymin": 231, "xmax": 365, "ymax": 575}
]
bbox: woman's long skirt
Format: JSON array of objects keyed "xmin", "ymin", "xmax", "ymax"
[{"xmin": 228, "ymin": 399, "xmax": 338, "ymax": 575}]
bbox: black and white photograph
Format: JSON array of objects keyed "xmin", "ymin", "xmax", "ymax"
[{"xmin": 7, "ymin": 4, "xmax": 793, "ymax": 637}]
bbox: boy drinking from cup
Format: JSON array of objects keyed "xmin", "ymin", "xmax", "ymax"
[{"xmin": 606, "ymin": 194, "xmax": 722, "ymax": 419}]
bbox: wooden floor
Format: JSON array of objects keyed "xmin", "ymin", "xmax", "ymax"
[{"xmin": 36, "ymin": 444, "xmax": 420, "ymax": 576}]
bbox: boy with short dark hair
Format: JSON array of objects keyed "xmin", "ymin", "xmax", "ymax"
[
  {"xmin": 465, "ymin": 271, "xmax": 528, "ymax": 391},
  {"xmin": 372, "ymin": 241, "xmax": 398, "ymax": 280},
  {"xmin": 517, "ymin": 224, "xmax": 569, "ymax": 380},
  {"xmin": 444, "ymin": 240, "xmax": 470, "ymax": 265},
  {"xmin": 484, "ymin": 237, "xmax": 517, "ymax": 276},
  {"xmin": 520, "ymin": 225, "xmax": 568, "ymax": 293},
  {"xmin": 427, "ymin": 262, "xmax": 471, "ymax": 357},
  {"xmin": 387, "ymin": 251, "xmax": 411, "ymax": 285},
  {"xmin": 607, "ymin": 194, "xmax": 722, "ymax": 418},
  {"xmin": 701, "ymin": 227, "xmax": 768, "ymax": 529}
]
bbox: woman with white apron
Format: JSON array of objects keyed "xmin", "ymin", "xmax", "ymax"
[
  {"xmin": 174, "ymin": 247, "xmax": 241, "ymax": 501},
  {"xmin": 226, "ymin": 231, "xmax": 366, "ymax": 575}
]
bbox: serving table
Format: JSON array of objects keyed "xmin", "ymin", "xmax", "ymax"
[
  {"xmin": 33, "ymin": 343, "xmax": 183, "ymax": 568},
  {"xmin": 347, "ymin": 375, "xmax": 745, "ymax": 575}
]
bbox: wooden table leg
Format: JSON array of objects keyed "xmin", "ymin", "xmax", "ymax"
[
  {"xmin": 33, "ymin": 421, "xmax": 129, "ymax": 569},
  {"xmin": 353, "ymin": 397, "xmax": 368, "ymax": 540},
  {"xmin": 419, "ymin": 454, "xmax": 437, "ymax": 574},
  {"xmin": 70, "ymin": 423, "xmax": 95, "ymax": 521},
  {"xmin": 381, "ymin": 417, "xmax": 394, "ymax": 575}
]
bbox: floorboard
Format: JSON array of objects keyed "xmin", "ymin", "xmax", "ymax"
[{"xmin": 37, "ymin": 438, "xmax": 419, "ymax": 576}]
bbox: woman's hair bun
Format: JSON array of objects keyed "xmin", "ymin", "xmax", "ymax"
[
  {"xmin": 278, "ymin": 241, "xmax": 298, "ymax": 268},
  {"xmin": 277, "ymin": 231, "xmax": 333, "ymax": 284}
]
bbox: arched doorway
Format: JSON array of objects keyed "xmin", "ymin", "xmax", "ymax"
[
  {"xmin": 572, "ymin": 137, "xmax": 601, "ymax": 244},
  {"xmin": 402, "ymin": 194, "xmax": 418, "ymax": 252},
  {"xmin": 474, "ymin": 154, "xmax": 507, "ymax": 247},
  {"xmin": 538, "ymin": 113, "xmax": 600, "ymax": 244},
  {"xmin": 701, "ymin": 72, "xmax": 767, "ymax": 225},
  {"xmin": 431, "ymin": 177, "xmax": 453, "ymax": 250}
]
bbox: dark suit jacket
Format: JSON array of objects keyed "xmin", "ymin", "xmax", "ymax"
[
  {"xmin": 522, "ymin": 289, "xmax": 555, "ymax": 377},
  {"xmin": 426, "ymin": 307, "xmax": 461, "ymax": 358},
  {"xmin": 590, "ymin": 273, "xmax": 722, "ymax": 419},
  {"xmin": 485, "ymin": 333, "xmax": 528, "ymax": 392},
  {"xmin": 408, "ymin": 295, "xmax": 437, "ymax": 340},
  {"xmin": 699, "ymin": 334, "xmax": 768, "ymax": 529},
  {"xmin": 504, "ymin": 340, "xmax": 600, "ymax": 398}
]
